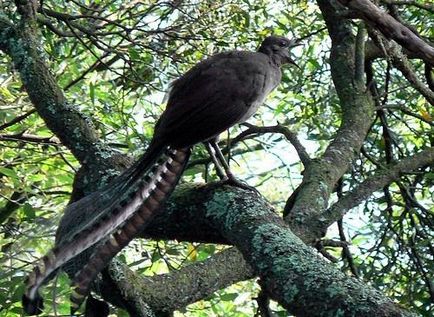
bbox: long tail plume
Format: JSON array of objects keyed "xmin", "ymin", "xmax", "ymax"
[
  {"xmin": 22, "ymin": 142, "xmax": 166, "ymax": 315},
  {"xmin": 69, "ymin": 147, "xmax": 190, "ymax": 314}
]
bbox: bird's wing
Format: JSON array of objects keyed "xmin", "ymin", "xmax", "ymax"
[{"xmin": 156, "ymin": 51, "xmax": 274, "ymax": 147}]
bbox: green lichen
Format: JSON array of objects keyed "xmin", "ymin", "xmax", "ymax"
[
  {"xmin": 283, "ymin": 284, "xmax": 300, "ymax": 303},
  {"xmin": 325, "ymin": 283, "xmax": 346, "ymax": 298},
  {"xmin": 99, "ymin": 169, "xmax": 119, "ymax": 185},
  {"xmin": 205, "ymin": 189, "xmax": 235, "ymax": 220},
  {"xmin": 330, "ymin": 309, "xmax": 346, "ymax": 317},
  {"xmin": 250, "ymin": 223, "xmax": 305, "ymax": 276}
]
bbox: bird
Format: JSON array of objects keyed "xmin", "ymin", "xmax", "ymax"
[{"xmin": 22, "ymin": 35, "xmax": 299, "ymax": 315}]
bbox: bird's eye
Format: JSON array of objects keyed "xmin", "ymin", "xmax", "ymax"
[{"xmin": 279, "ymin": 41, "xmax": 288, "ymax": 47}]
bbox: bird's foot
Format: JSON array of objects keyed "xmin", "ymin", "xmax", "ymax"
[{"xmin": 220, "ymin": 176, "xmax": 260, "ymax": 195}]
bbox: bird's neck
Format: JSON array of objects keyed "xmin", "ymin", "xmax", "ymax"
[{"xmin": 269, "ymin": 54, "xmax": 285, "ymax": 67}]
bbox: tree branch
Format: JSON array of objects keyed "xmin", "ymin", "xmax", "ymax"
[
  {"xmin": 236, "ymin": 123, "xmax": 311, "ymax": 166},
  {"xmin": 284, "ymin": 1, "xmax": 376, "ymax": 242},
  {"xmin": 58, "ymin": 177, "xmax": 422, "ymax": 316},
  {"xmin": 0, "ymin": 109, "xmax": 36, "ymax": 131},
  {"xmin": 368, "ymin": 29, "xmax": 434, "ymax": 106},
  {"xmin": 338, "ymin": 0, "xmax": 434, "ymax": 65},
  {"xmin": 381, "ymin": 0, "xmax": 434, "ymax": 14},
  {"xmin": 204, "ymin": 187, "xmax": 413, "ymax": 316},
  {"xmin": 91, "ymin": 183, "xmax": 414, "ymax": 317},
  {"xmin": 0, "ymin": 13, "xmax": 100, "ymax": 163},
  {"xmin": 102, "ymin": 248, "xmax": 252, "ymax": 315},
  {"xmin": 0, "ymin": 10, "xmax": 134, "ymax": 195},
  {"xmin": 328, "ymin": 146, "xmax": 434, "ymax": 226}
]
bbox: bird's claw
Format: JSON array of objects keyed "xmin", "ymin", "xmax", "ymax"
[{"xmin": 219, "ymin": 176, "xmax": 261, "ymax": 195}]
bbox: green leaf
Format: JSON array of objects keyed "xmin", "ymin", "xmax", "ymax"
[
  {"xmin": 220, "ymin": 293, "xmax": 238, "ymax": 301},
  {"xmin": 0, "ymin": 167, "xmax": 18, "ymax": 179},
  {"xmin": 89, "ymin": 82, "xmax": 95, "ymax": 105},
  {"xmin": 23, "ymin": 203, "xmax": 35, "ymax": 219}
]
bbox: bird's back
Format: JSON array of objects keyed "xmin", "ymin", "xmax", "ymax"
[{"xmin": 155, "ymin": 50, "xmax": 281, "ymax": 148}]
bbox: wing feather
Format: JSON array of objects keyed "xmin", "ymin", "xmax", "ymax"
[{"xmin": 156, "ymin": 51, "xmax": 272, "ymax": 147}]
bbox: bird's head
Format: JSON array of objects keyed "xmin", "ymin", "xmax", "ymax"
[{"xmin": 258, "ymin": 36, "xmax": 300, "ymax": 67}]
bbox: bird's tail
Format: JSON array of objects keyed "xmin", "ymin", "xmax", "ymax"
[
  {"xmin": 22, "ymin": 141, "xmax": 168, "ymax": 315},
  {"xmin": 69, "ymin": 147, "xmax": 190, "ymax": 314}
]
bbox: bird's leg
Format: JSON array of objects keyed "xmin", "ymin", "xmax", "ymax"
[
  {"xmin": 206, "ymin": 140, "xmax": 259, "ymax": 193},
  {"xmin": 209, "ymin": 140, "xmax": 234, "ymax": 180},
  {"xmin": 204, "ymin": 142, "xmax": 226, "ymax": 180}
]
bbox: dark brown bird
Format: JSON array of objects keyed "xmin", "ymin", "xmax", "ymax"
[{"xmin": 22, "ymin": 35, "xmax": 299, "ymax": 315}]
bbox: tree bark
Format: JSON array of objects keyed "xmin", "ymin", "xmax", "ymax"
[
  {"xmin": 337, "ymin": 0, "xmax": 434, "ymax": 65},
  {"xmin": 284, "ymin": 0, "xmax": 376, "ymax": 243}
]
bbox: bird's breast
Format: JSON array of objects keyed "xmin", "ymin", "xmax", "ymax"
[{"xmin": 237, "ymin": 65, "xmax": 281, "ymax": 123}]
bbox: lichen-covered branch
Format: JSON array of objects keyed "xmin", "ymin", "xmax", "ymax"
[
  {"xmin": 57, "ymin": 179, "xmax": 418, "ymax": 316},
  {"xmin": 203, "ymin": 187, "xmax": 414, "ymax": 317},
  {"xmin": 0, "ymin": 12, "xmax": 133, "ymax": 195},
  {"xmin": 97, "ymin": 183, "xmax": 415, "ymax": 316},
  {"xmin": 284, "ymin": 1, "xmax": 376, "ymax": 242},
  {"xmin": 102, "ymin": 248, "xmax": 252, "ymax": 315}
]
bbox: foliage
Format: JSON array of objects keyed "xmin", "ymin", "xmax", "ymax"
[{"xmin": 0, "ymin": 0, "xmax": 433, "ymax": 316}]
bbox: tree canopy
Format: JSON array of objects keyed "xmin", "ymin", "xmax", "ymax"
[{"xmin": 0, "ymin": 0, "xmax": 433, "ymax": 316}]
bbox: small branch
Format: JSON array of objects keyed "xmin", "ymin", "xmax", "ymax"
[
  {"xmin": 63, "ymin": 51, "xmax": 111, "ymax": 91},
  {"xmin": 383, "ymin": 104, "xmax": 434, "ymax": 126},
  {"xmin": 36, "ymin": 16, "xmax": 74, "ymax": 37},
  {"xmin": 425, "ymin": 64, "xmax": 434, "ymax": 91},
  {"xmin": 0, "ymin": 109, "xmax": 36, "ymax": 131},
  {"xmin": 234, "ymin": 123, "xmax": 311, "ymax": 166},
  {"xmin": 337, "ymin": 220, "xmax": 360, "ymax": 277},
  {"xmin": 327, "ymin": 146, "xmax": 434, "ymax": 227},
  {"xmin": 354, "ymin": 23, "xmax": 366, "ymax": 83},
  {"xmin": 255, "ymin": 284, "xmax": 273, "ymax": 317},
  {"xmin": 0, "ymin": 133, "xmax": 61, "ymax": 145},
  {"xmin": 0, "ymin": 191, "xmax": 27, "ymax": 225}
]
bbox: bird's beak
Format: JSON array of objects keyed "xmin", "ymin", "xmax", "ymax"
[
  {"xmin": 287, "ymin": 56, "xmax": 300, "ymax": 69},
  {"xmin": 288, "ymin": 39, "xmax": 302, "ymax": 69}
]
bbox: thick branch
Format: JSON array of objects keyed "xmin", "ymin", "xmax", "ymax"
[
  {"xmin": 203, "ymin": 187, "xmax": 413, "ymax": 316},
  {"xmin": 369, "ymin": 29, "xmax": 434, "ymax": 106},
  {"xmin": 94, "ymin": 184, "xmax": 414, "ymax": 316},
  {"xmin": 102, "ymin": 248, "xmax": 252, "ymax": 315},
  {"xmin": 0, "ymin": 13, "xmax": 133, "ymax": 194},
  {"xmin": 58, "ymin": 180, "xmax": 417, "ymax": 316},
  {"xmin": 338, "ymin": 0, "xmax": 434, "ymax": 65},
  {"xmin": 285, "ymin": 1, "xmax": 376, "ymax": 242}
]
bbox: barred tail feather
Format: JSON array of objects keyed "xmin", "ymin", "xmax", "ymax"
[
  {"xmin": 70, "ymin": 147, "xmax": 190, "ymax": 314},
  {"xmin": 23, "ymin": 142, "xmax": 166, "ymax": 315},
  {"xmin": 22, "ymin": 292, "xmax": 43, "ymax": 316}
]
